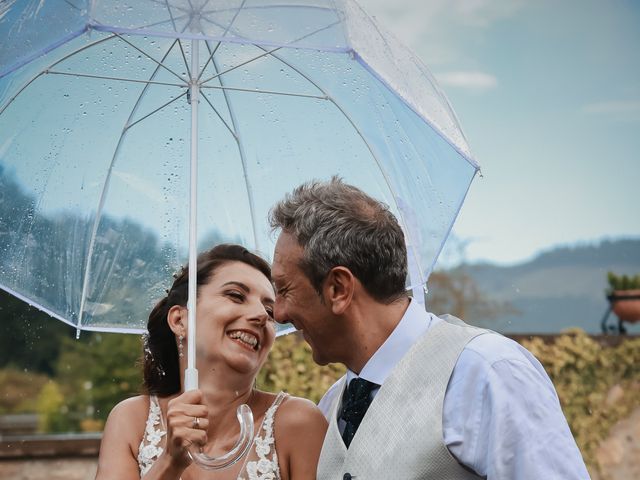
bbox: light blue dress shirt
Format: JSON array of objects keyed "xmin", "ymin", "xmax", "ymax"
[{"xmin": 318, "ymin": 299, "xmax": 591, "ymax": 479}]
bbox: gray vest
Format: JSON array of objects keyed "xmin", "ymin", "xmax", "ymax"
[{"xmin": 317, "ymin": 316, "xmax": 488, "ymax": 480}]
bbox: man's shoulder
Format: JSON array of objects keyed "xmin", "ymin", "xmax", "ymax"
[
  {"xmin": 432, "ymin": 313, "xmax": 534, "ymax": 365},
  {"xmin": 462, "ymin": 330, "xmax": 538, "ymax": 366},
  {"xmin": 447, "ymin": 328, "xmax": 550, "ymax": 393}
]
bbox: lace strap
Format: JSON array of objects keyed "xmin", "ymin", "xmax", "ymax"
[
  {"xmin": 269, "ymin": 391, "xmax": 288, "ymax": 416},
  {"xmin": 241, "ymin": 391, "xmax": 288, "ymax": 480},
  {"xmin": 138, "ymin": 395, "xmax": 166, "ymax": 477}
]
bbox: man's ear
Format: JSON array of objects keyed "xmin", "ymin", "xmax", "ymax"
[
  {"xmin": 323, "ymin": 266, "xmax": 355, "ymax": 315},
  {"xmin": 167, "ymin": 305, "xmax": 187, "ymax": 336}
]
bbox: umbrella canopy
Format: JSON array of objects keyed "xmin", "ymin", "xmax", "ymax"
[{"xmin": 0, "ymin": 0, "xmax": 479, "ymax": 336}]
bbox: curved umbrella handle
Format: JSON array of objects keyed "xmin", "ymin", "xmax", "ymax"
[{"xmin": 188, "ymin": 403, "xmax": 254, "ymax": 470}]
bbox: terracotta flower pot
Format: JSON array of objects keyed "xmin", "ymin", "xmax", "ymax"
[{"xmin": 611, "ymin": 289, "xmax": 640, "ymax": 323}]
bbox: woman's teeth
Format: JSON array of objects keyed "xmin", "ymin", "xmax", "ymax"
[{"xmin": 228, "ymin": 331, "xmax": 258, "ymax": 350}]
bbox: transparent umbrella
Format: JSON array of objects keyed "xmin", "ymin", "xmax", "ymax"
[{"xmin": 0, "ymin": 0, "xmax": 479, "ymax": 468}]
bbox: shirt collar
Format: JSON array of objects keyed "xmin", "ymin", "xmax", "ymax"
[{"xmin": 346, "ymin": 298, "xmax": 436, "ymax": 386}]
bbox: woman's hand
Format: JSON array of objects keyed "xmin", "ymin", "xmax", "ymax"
[{"xmin": 162, "ymin": 389, "xmax": 210, "ymax": 471}]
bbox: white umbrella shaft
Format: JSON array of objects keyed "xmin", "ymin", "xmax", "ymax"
[{"xmin": 185, "ymin": 39, "xmax": 200, "ymax": 392}]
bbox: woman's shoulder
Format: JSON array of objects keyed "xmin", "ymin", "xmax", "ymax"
[
  {"xmin": 271, "ymin": 394, "xmax": 328, "ymax": 480},
  {"xmin": 109, "ymin": 394, "xmax": 152, "ymax": 419},
  {"xmin": 99, "ymin": 394, "xmax": 156, "ymax": 469},
  {"xmin": 274, "ymin": 394, "xmax": 328, "ymax": 432},
  {"xmin": 104, "ymin": 395, "xmax": 153, "ymax": 440}
]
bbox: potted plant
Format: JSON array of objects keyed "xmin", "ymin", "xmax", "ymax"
[{"xmin": 606, "ymin": 272, "xmax": 640, "ymax": 323}]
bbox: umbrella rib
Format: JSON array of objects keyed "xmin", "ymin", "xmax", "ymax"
[
  {"xmin": 240, "ymin": 44, "xmax": 327, "ymax": 95},
  {"xmin": 0, "ymin": 72, "xmax": 46, "ymax": 115},
  {"xmin": 199, "ymin": 91, "xmax": 238, "ymax": 140},
  {"xmin": 200, "ymin": 84, "xmax": 327, "ymax": 99},
  {"xmin": 177, "ymin": 39, "xmax": 192, "ymax": 80},
  {"xmin": 327, "ymin": 97, "xmax": 412, "ymax": 265},
  {"xmin": 185, "ymin": 0, "xmax": 196, "ymax": 15},
  {"xmin": 197, "ymin": 0, "xmax": 247, "ymax": 83},
  {"xmin": 149, "ymin": 0, "xmax": 191, "ymax": 15},
  {"xmin": 198, "ymin": 19, "xmax": 341, "ymax": 85},
  {"xmin": 63, "ymin": 0, "xmax": 83, "ymax": 12},
  {"xmin": 113, "ymin": 33, "xmax": 186, "ymax": 83},
  {"xmin": 76, "ymin": 37, "xmax": 188, "ymax": 331},
  {"xmin": 205, "ymin": 42, "xmax": 260, "ymax": 250},
  {"xmin": 198, "ymin": 16, "xmax": 255, "ymax": 45},
  {"xmin": 199, "ymin": 4, "xmax": 335, "ymax": 16},
  {"xmin": 0, "ymin": 34, "xmax": 120, "ymax": 114},
  {"xmin": 160, "ymin": 0, "xmax": 192, "ymax": 79},
  {"xmin": 208, "ymin": 41, "xmax": 404, "ymax": 225},
  {"xmin": 92, "ymin": 13, "xmax": 192, "ymax": 32},
  {"xmin": 162, "ymin": 0, "xmax": 182, "ymax": 32},
  {"xmin": 239, "ymin": 47, "xmax": 408, "ymax": 261},
  {"xmin": 44, "ymin": 70, "xmax": 186, "ymax": 88},
  {"xmin": 125, "ymin": 91, "xmax": 188, "ymax": 131},
  {"xmin": 199, "ymin": 45, "xmax": 278, "ymax": 85}
]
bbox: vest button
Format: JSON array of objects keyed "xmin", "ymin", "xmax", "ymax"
[{"xmin": 343, "ymin": 474, "xmax": 352, "ymax": 480}]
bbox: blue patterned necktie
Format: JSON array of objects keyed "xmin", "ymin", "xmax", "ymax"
[{"xmin": 340, "ymin": 378, "xmax": 378, "ymax": 448}]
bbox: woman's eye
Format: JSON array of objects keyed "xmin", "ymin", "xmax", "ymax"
[
  {"xmin": 227, "ymin": 291, "xmax": 245, "ymax": 301},
  {"xmin": 265, "ymin": 308, "xmax": 275, "ymax": 319}
]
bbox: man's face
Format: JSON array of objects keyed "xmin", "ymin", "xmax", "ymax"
[{"xmin": 272, "ymin": 232, "xmax": 336, "ymax": 365}]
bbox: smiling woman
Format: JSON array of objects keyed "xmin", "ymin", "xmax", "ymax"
[{"xmin": 94, "ymin": 244, "xmax": 327, "ymax": 480}]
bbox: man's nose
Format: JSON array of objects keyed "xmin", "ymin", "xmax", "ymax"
[{"xmin": 273, "ymin": 297, "xmax": 287, "ymax": 324}]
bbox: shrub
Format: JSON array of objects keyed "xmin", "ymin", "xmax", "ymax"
[
  {"xmin": 257, "ymin": 333, "xmax": 345, "ymax": 403},
  {"xmin": 521, "ymin": 330, "xmax": 640, "ymax": 477},
  {"xmin": 0, "ymin": 367, "xmax": 48, "ymax": 414},
  {"xmin": 606, "ymin": 272, "xmax": 640, "ymax": 293}
]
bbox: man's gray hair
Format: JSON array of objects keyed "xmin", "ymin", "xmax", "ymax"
[{"xmin": 269, "ymin": 177, "xmax": 407, "ymax": 303}]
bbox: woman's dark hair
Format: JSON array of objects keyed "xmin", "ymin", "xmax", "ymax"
[{"xmin": 142, "ymin": 244, "xmax": 271, "ymax": 396}]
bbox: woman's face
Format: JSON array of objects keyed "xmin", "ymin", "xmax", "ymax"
[{"xmin": 194, "ymin": 261, "xmax": 276, "ymax": 375}]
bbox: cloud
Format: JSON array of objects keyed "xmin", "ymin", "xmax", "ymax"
[
  {"xmin": 359, "ymin": 0, "xmax": 525, "ymax": 64},
  {"xmin": 453, "ymin": 0, "xmax": 526, "ymax": 27},
  {"xmin": 362, "ymin": 0, "xmax": 524, "ymax": 28},
  {"xmin": 435, "ymin": 71, "xmax": 498, "ymax": 90},
  {"xmin": 581, "ymin": 100, "xmax": 640, "ymax": 115}
]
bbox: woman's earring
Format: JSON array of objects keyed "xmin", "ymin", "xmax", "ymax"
[{"xmin": 178, "ymin": 334, "xmax": 185, "ymax": 358}]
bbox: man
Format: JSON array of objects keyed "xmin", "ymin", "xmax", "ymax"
[{"xmin": 270, "ymin": 177, "xmax": 590, "ymax": 479}]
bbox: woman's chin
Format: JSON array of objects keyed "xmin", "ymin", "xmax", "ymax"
[{"xmin": 216, "ymin": 354, "xmax": 263, "ymax": 378}]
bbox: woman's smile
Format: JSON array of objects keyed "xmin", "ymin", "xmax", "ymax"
[{"xmin": 227, "ymin": 329, "xmax": 260, "ymax": 351}]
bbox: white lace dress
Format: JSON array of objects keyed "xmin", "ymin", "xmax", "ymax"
[{"xmin": 138, "ymin": 392, "xmax": 287, "ymax": 480}]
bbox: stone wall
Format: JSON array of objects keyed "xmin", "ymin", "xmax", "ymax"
[
  {"xmin": 0, "ymin": 457, "xmax": 97, "ymax": 480},
  {"xmin": 0, "ymin": 434, "xmax": 99, "ymax": 480}
]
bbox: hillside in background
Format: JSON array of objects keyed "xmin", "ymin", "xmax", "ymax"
[{"xmin": 430, "ymin": 238, "xmax": 640, "ymax": 334}]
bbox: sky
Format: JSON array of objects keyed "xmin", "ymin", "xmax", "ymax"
[
  {"xmin": 360, "ymin": 0, "xmax": 640, "ymax": 265},
  {"xmin": 1, "ymin": 0, "xmax": 638, "ymax": 270}
]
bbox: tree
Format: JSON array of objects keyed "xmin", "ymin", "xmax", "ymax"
[
  {"xmin": 427, "ymin": 269, "xmax": 518, "ymax": 321},
  {"xmin": 0, "ymin": 289, "xmax": 67, "ymax": 376},
  {"xmin": 427, "ymin": 235, "xmax": 518, "ymax": 322},
  {"xmin": 54, "ymin": 332, "xmax": 142, "ymax": 430}
]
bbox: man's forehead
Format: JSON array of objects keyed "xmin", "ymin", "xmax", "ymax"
[
  {"xmin": 274, "ymin": 232, "xmax": 303, "ymax": 260},
  {"xmin": 271, "ymin": 260, "xmax": 292, "ymax": 287},
  {"xmin": 273, "ymin": 233, "xmax": 304, "ymax": 278}
]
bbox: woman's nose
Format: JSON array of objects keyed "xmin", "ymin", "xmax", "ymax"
[{"xmin": 247, "ymin": 302, "xmax": 269, "ymax": 324}]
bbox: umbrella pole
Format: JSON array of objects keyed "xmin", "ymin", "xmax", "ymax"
[
  {"xmin": 184, "ymin": 37, "xmax": 255, "ymax": 471},
  {"xmin": 185, "ymin": 39, "xmax": 200, "ymax": 393}
]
